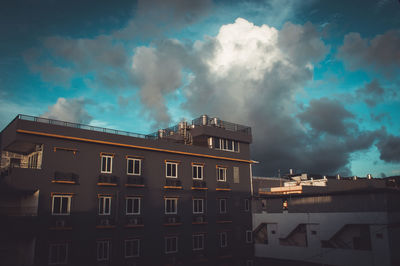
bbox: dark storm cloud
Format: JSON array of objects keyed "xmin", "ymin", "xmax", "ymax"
[
  {"xmin": 355, "ymin": 79, "xmax": 396, "ymax": 107},
  {"xmin": 337, "ymin": 30, "xmax": 400, "ymax": 77},
  {"xmin": 297, "ymin": 98, "xmax": 355, "ymax": 136},
  {"xmin": 377, "ymin": 134, "xmax": 400, "ymax": 163}
]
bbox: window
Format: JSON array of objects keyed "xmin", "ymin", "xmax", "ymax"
[
  {"xmin": 28, "ymin": 152, "xmax": 39, "ymax": 168},
  {"xmin": 193, "ymin": 198, "xmax": 204, "ymax": 214},
  {"xmin": 49, "ymin": 243, "xmax": 68, "ymax": 265},
  {"xmin": 217, "ymin": 167, "xmax": 227, "ymax": 182},
  {"xmin": 219, "ymin": 199, "xmax": 227, "ymax": 214},
  {"xmin": 192, "ymin": 234, "xmax": 204, "ymax": 251},
  {"xmin": 192, "ymin": 164, "xmax": 203, "ymax": 180},
  {"xmin": 127, "ymin": 158, "xmax": 141, "ymax": 175},
  {"xmin": 261, "ymin": 199, "xmax": 267, "ymax": 209},
  {"xmin": 125, "ymin": 239, "xmax": 140, "ymax": 258},
  {"xmin": 126, "ymin": 197, "xmax": 141, "ymax": 215},
  {"xmin": 283, "ymin": 199, "xmax": 288, "ymax": 210},
  {"xmin": 220, "ymin": 232, "xmax": 227, "ymax": 247},
  {"xmin": 244, "ymin": 199, "xmax": 250, "ymax": 212},
  {"xmin": 213, "ymin": 137, "xmax": 239, "ymax": 152},
  {"xmin": 165, "ymin": 198, "xmax": 178, "ymax": 214},
  {"xmin": 97, "ymin": 240, "xmax": 110, "ymax": 261},
  {"xmin": 165, "ymin": 236, "xmax": 178, "ymax": 254},
  {"xmin": 52, "ymin": 195, "xmax": 71, "ymax": 215},
  {"xmin": 166, "ymin": 162, "xmax": 178, "ymax": 178},
  {"xmin": 246, "ymin": 230, "xmax": 253, "ymax": 243},
  {"xmin": 101, "ymin": 155, "xmax": 113, "ymax": 173},
  {"xmin": 99, "ymin": 196, "xmax": 112, "ymax": 215}
]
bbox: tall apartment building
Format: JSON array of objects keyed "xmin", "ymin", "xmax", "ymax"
[
  {"xmin": 252, "ymin": 174, "xmax": 400, "ymax": 266},
  {"xmin": 0, "ymin": 114, "xmax": 255, "ymax": 266}
]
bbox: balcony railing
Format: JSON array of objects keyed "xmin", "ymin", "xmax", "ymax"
[
  {"xmin": 192, "ymin": 180, "xmax": 207, "ymax": 189},
  {"xmin": 125, "ymin": 216, "xmax": 144, "ymax": 227},
  {"xmin": 216, "ymin": 182, "xmax": 231, "ymax": 191},
  {"xmin": 126, "ymin": 176, "xmax": 145, "ymax": 187},
  {"xmin": 165, "ymin": 179, "xmax": 182, "ymax": 188},
  {"xmin": 192, "ymin": 115, "xmax": 251, "ymax": 135},
  {"xmin": 50, "ymin": 216, "xmax": 72, "ymax": 230},
  {"xmin": 96, "ymin": 217, "xmax": 116, "ymax": 228},
  {"xmin": 164, "ymin": 215, "xmax": 182, "ymax": 226},
  {"xmin": 98, "ymin": 175, "xmax": 119, "ymax": 186},
  {"xmin": 53, "ymin": 171, "xmax": 79, "ymax": 184},
  {"xmin": 217, "ymin": 214, "xmax": 232, "ymax": 223},
  {"xmin": 192, "ymin": 215, "xmax": 207, "ymax": 224}
]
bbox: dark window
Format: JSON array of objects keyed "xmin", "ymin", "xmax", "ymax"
[
  {"xmin": 49, "ymin": 243, "xmax": 68, "ymax": 264},
  {"xmin": 125, "ymin": 239, "xmax": 140, "ymax": 258}
]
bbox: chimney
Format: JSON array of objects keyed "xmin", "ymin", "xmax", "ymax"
[{"xmin": 367, "ymin": 174, "xmax": 372, "ymax": 179}]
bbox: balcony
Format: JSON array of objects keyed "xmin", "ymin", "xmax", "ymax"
[
  {"xmin": 192, "ymin": 180, "xmax": 207, "ymax": 190},
  {"xmin": 216, "ymin": 214, "xmax": 232, "ymax": 224},
  {"xmin": 0, "ymin": 166, "xmax": 41, "ymax": 192},
  {"xmin": 163, "ymin": 215, "xmax": 182, "ymax": 226},
  {"xmin": 164, "ymin": 179, "xmax": 182, "ymax": 189},
  {"xmin": 96, "ymin": 217, "xmax": 116, "ymax": 229},
  {"xmin": 192, "ymin": 214, "xmax": 207, "ymax": 225},
  {"xmin": 49, "ymin": 216, "xmax": 72, "ymax": 230},
  {"xmin": 52, "ymin": 171, "xmax": 79, "ymax": 184},
  {"xmin": 97, "ymin": 175, "xmax": 119, "ymax": 186},
  {"xmin": 216, "ymin": 182, "xmax": 231, "ymax": 191},
  {"xmin": 124, "ymin": 216, "xmax": 144, "ymax": 228},
  {"xmin": 126, "ymin": 176, "xmax": 145, "ymax": 187}
]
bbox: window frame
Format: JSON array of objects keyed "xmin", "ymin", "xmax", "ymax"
[
  {"xmin": 192, "ymin": 198, "xmax": 204, "ymax": 214},
  {"xmin": 125, "ymin": 239, "xmax": 140, "ymax": 258},
  {"xmin": 51, "ymin": 195, "xmax": 72, "ymax": 216},
  {"xmin": 217, "ymin": 167, "xmax": 227, "ymax": 182},
  {"xmin": 126, "ymin": 197, "xmax": 141, "ymax": 215},
  {"xmin": 220, "ymin": 232, "xmax": 227, "ymax": 248},
  {"xmin": 165, "ymin": 162, "xmax": 178, "ymax": 178},
  {"xmin": 98, "ymin": 196, "xmax": 112, "ymax": 215},
  {"xmin": 165, "ymin": 198, "xmax": 178, "ymax": 214},
  {"xmin": 96, "ymin": 240, "xmax": 110, "ymax": 261},
  {"xmin": 48, "ymin": 242, "xmax": 68, "ymax": 265},
  {"xmin": 101, "ymin": 155, "xmax": 113, "ymax": 174},
  {"xmin": 164, "ymin": 236, "xmax": 178, "ymax": 254},
  {"xmin": 127, "ymin": 158, "xmax": 141, "ymax": 176},
  {"xmin": 246, "ymin": 230, "xmax": 253, "ymax": 243},
  {"xmin": 192, "ymin": 164, "xmax": 204, "ymax": 180},
  {"xmin": 192, "ymin": 234, "xmax": 205, "ymax": 251},
  {"xmin": 219, "ymin": 198, "xmax": 227, "ymax": 214}
]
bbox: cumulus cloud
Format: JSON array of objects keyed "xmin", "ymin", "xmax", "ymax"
[
  {"xmin": 355, "ymin": 79, "xmax": 396, "ymax": 107},
  {"xmin": 337, "ymin": 30, "xmax": 400, "ymax": 77},
  {"xmin": 377, "ymin": 135, "xmax": 400, "ymax": 163},
  {"xmin": 41, "ymin": 97, "xmax": 92, "ymax": 124},
  {"xmin": 132, "ymin": 42, "xmax": 184, "ymax": 125}
]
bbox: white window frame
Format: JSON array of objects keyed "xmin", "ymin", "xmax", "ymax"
[
  {"xmin": 101, "ymin": 155, "xmax": 113, "ymax": 173},
  {"xmin": 165, "ymin": 198, "xmax": 178, "ymax": 214},
  {"xmin": 220, "ymin": 232, "xmax": 227, "ymax": 248},
  {"xmin": 217, "ymin": 167, "xmax": 227, "ymax": 182},
  {"xmin": 219, "ymin": 198, "xmax": 227, "ymax": 214},
  {"xmin": 48, "ymin": 243, "xmax": 68, "ymax": 265},
  {"xmin": 193, "ymin": 198, "xmax": 204, "ymax": 214},
  {"xmin": 125, "ymin": 239, "xmax": 140, "ymax": 258},
  {"xmin": 126, "ymin": 197, "xmax": 141, "ymax": 215},
  {"xmin": 165, "ymin": 162, "xmax": 178, "ymax": 178},
  {"xmin": 97, "ymin": 240, "xmax": 110, "ymax": 261},
  {"xmin": 52, "ymin": 195, "xmax": 72, "ymax": 216},
  {"xmin": 192, "ymin": 164, "xmax": 204, "ymax": 180},
  {"xmin": 246, "ymin": 230, "xmax": 253, "ymax": 243},
  {"xmin": 98, "ymin": 196, "xmax": 112, "ymax": 215},
  {"xmin": 127, "ymin": 158, "xmax": 141, "ymax": 176},
  {"xmin": 165, "ymin": 236, "xmax": 178, "ymax": 254},
  {"xmin": 244, "ymin": 199, "xmax": 250, "ymax": 212},
  {"xmin": 192, "ymin": 234, "xmax": 205, "ymax": 251}
]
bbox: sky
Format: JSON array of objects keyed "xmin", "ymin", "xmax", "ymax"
[{"xmin": 1, "ymin": 0, "xmax": 400, "ymax": 177}]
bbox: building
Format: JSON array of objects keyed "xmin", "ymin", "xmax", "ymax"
[
  {"xmin": 252, "ymin": 174, "xmax": 400, "ymax": 266},
  {"xmin": 0, "ymin": 114, "xmax": 255, "ymax": 266}
]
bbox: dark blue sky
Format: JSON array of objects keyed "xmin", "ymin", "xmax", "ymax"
[{"xmin": 1, "ymin": 0, "xmax": 399, "ymax": 177}]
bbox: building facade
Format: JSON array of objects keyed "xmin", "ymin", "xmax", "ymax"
[
  {"xmin": 252, "ymin": 174, "xmax": 400, "ymax": 266},
  {"xmin": 0, "ymin": 114, "xmax": 254, "ymax": 266}
]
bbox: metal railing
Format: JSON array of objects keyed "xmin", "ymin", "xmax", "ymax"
[
  {"xmin": 17, "ymin": 114, "xmax": 156, "ymax": 140},
  {"xmin": 191, "ymin": 115, "xmax": 251, "ymax": 135}
]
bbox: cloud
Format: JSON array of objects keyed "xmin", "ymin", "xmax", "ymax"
[
  {"xmin": 355, "ymin": 79, "xmax": 397, "ymax": 107},
  {"xmin": 131, "ymin": 41, "xmax": 185, "ymax": 126},
  {"xmin": 297, "ymin": 98, "xmax": 355, "ymax": 136},
  {"xmin": 377, "ymin": 134, "xmax": 400, "ymax": 163},
  {"xmin": 41, "ymin": 97, "xmax": 92, "ymax": 124},
  {"xmin": 337, "ymin": 30, "xmax": 400, "ymax": 77}
]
